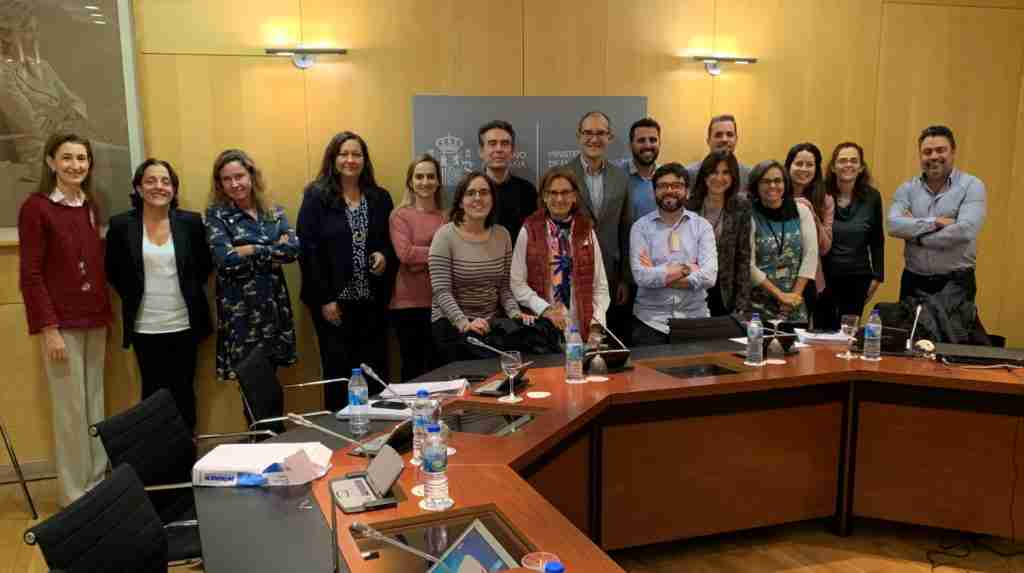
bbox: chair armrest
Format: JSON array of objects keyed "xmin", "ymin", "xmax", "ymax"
[
  {"xmin": 196, "ymin": 430, "xmax": 277, "ymax": 441},
  {"xmin": 164, "ymin": 519, "xmax": 199, "ymax": 529},
  {"xmin": 144, "ymin": 482, "xmax": 193, "ymax": 492},
  {"xmin": 283, "ymin": 377, "xmax": 349, "ymax": 390}
]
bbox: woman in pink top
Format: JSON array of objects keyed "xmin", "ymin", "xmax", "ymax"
[{"xmin": 390, "ymin": 154, "xmax": 445, "ymax": 381}]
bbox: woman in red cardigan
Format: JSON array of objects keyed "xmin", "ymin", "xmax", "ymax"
[{"xmin": 18, "ymin": 133, "xmax": 112, "ymax": 507}]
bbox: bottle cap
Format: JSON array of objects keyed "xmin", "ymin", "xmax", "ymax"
[
  {"xmin": 427, "ymin": 424, "xmax": 440, "ymax": 433},
  {"xmin": 417, "ymin": 389, "xmax": 429, "ymax": 398},
  {"xmin": 544, "ymin": 562, "xmax": 565, "ymax": 573},
  {"xmin": 351, "ymin": 367, "xmax": 362, "ymax": 376},
  {"xmin": 751, "ymin": 313, "xmax": 760, "ymax": 320}
]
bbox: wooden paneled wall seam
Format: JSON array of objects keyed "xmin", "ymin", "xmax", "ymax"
[{"xmin": 3, "ymin": 0, "xmax": 1023, "ymax": 472}]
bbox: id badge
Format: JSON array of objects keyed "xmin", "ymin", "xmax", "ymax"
[
  {"xmin": 669, "ymin": 231, "xmax": 681, "ymax": 252},
  {"xmin": 775, "ymin": 266, "xmax": 789, "ymax": 276}
]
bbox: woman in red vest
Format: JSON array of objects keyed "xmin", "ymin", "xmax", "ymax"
[{"xmin": 510, "ymin": 166, "xmax": 609, "ymax": 343}]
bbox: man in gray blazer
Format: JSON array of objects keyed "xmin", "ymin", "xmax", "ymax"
[{"xmin": 571, "ymin": 110, "xmax": 633, "ymax": 340}]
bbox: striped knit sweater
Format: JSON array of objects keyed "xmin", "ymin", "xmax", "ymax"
[{"xmin": 429, "ymin": 222, "xmax": 520, "ymax": 329}]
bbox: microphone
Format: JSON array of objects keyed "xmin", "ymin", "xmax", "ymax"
[
  {"xmin": 592, "ymin": 317, "xmax": 628, "ymax": 351},
  {"xmin": 287, "ymin": 413, "xmax": 370, "ymax": 452},
  {"xmin": 349, "ymin": 521, "xmax": 449, "ymax": 570},
  {"xmin": 465, "ymin": 336, "xmax": 520, "ymax": 360},
  {"xmin": 360, "ymin": 363, "xmax": 407, "ymax": 402},
  {"xmin": 906, "ymin": 304, "xmax": 923, "ymax": 353}
]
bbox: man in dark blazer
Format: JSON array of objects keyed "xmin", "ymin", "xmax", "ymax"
[
  {"xmin": 105, "ymin": 159, "xmax": 213, "ymax": 430},
  {"xmin": 571, "ymin": 110, "xmax": 632, "ymax": 341}
]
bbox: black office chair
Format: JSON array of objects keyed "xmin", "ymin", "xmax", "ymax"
[
  {"xmin": 235, "ymin": 344, "xmax": 347, "ymax": 433},
  {"xmin": 89, "ymin": 389, "xmax": 274, "ymax": 566},
  {"xmin": 24, "ymin": 464, "xmax": 168, "ymax": 573},
  {"xmin": 668, "ymin": 315, "xmax": 745, "ymax": 344}
]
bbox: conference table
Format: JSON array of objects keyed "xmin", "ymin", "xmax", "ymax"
[{"xmin": 194, "ymin": 338, "xmax": 1024, "ymax": 572}]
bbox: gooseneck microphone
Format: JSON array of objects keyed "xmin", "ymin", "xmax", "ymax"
[{"xmin": 349, "ymin": 521, "xmax": 449, "ymax": 570}]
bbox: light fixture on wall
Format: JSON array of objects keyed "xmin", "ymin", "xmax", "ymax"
[
  {"xmin": 265, "ymin": 47, "xmax": 348, "ymax": 69},
  {"xmin": 691, "ymin": 55, "xmax": 758, "ymax": 76}
]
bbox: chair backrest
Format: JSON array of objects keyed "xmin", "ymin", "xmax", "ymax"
[
  {"xmin": 91, "ymin": 389, "xmax": 196, "ymax": 522},
  {"xmin": 25, "ymin": 465, "xmax": 168, "ymax": 573},
  {"xmin": 669, "ymin": 315, "xmax": 745, "ymax": 344},
  {"xmin": 234, "ymin": 344, "xmax": 285, "ymax": 427}
]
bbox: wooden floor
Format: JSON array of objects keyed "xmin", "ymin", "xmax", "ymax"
[{"xmin": 2, "ymin": 478, "xmax": 1019, "ymax": 572}]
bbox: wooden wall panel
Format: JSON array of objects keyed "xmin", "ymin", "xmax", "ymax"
[
  {"xmin": 712, "ymin": 0, "xmax": 883, "ymax": 167},
  {"xmin": 0, "ymin": 250, "xmax": 20, "ymax": 304},
  {"xmin": 524, "ymin": 0, "xmax": 608, "ymax": 96},
  {"xmin": 1003, "ymin": 71, "xmax": 1024, "ymax": 344},
  {"xmin": 871, "ymin": 3, "xmax": 1024, "ymax": 342},
  {"xmin": 301, "ymin": 0, "xmax": 524, "ymax": 199},
  {"xmin": 854, "ymin": 402, "xmax": 1016, "ymax": 537},
  {"xmin": 134, "ymin": 0, "xmax": 301, "ymax": 55},
  {"xmin": 605, "ymin": 0, "xmax": 715, "ymax": 170}
]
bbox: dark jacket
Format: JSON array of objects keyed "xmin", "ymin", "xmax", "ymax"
[
  {"xmin": 687, "ymin": 193, "xmax": 752, "ymax": 315},
  {"xmin": 105, "ymin": 208, "xmax": 214, "ymax": 348},
  {"xmin": 296, "ymin": 182, "xmax": 397, "ymax": 309}
]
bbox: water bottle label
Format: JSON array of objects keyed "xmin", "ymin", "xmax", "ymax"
[
  {"xmin": 348, "ymin": 390, "xmax": 365, "ymax": 406},
  {"xmin": 424, "ymin": 449, "xmax": 447, "ymax": 473},
  {"xmin": 414, "ymin": 415, "xmax": 428, "ymax": 428},
  {"xmin": 866, "ymin": 324, "xmax": 881, "ymax": 337},
  {"xmin": 566, "ymin": 343, "xmax": 584, "ymax": 361}
]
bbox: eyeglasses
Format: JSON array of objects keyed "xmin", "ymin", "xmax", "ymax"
[
  {"xmin": 758, "ymin": 177, "xmax": 785, "ymax": 187},
  {"xmin": 579, "ymin": 130, "xmax": 611, "ymax": 140},
  {"xmin": 655, "ymin": 182, "xmax": 686, "ymax": 192},
  {"xmin": 464, "ymin": 189, "xmax": 491, "ymax": 199},
  {"xmin": 545, "ymin": 190, "xmax": 575, "ymax": 198}
]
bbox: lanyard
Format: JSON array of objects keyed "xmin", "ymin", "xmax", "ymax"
[{"xmin": 765, "ymin": 219, "xmax": 787, "ymax": 257}]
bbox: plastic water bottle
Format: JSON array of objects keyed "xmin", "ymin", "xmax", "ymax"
[
  {"xmin": 412, "ymin": 388, "xmax": 434, "ymax": 465},
  {"xmin": 863, "ymin": 310, "xmax": 882, "ymax": 362},
  {"xmin": 745, "ymin": 313, "xmax": 764, "ymax": 366},
  {"xmin": 565, "ymin": 325, "xmax": 585, "ymax": 384},
  {"xmin": 421, "ymin": 424, "xmax": 453, "ymax": 511},
  {"xmin": 544, "ymin": 562, "xmax": 566, "ymax": 573},
  {"xmin": 348, "ymin": 368, "xmax": 369, "ymax": 437}
]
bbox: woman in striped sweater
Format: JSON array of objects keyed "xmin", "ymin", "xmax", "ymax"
[{"xmin": 429, "ymin": 171, "xmax": 523, "ymax": 366}]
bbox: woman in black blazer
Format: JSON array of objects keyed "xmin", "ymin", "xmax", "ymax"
[
  {"xmin": 105, "ymin": 159, "xmax": 213, "ymax": 430},
  {"xmin": 686, "ymin": 152, "xmax": 752, "ymax": 317},
  {"xmin": 297, "ymin": 132, "xmax": 396, "ymax": 410}
]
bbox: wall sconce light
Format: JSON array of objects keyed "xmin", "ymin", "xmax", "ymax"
[
  {"xmin": 265, "ymin": 47, "xmax": 348, "ymax": 69},
  {"xmin": 691, "ymin": 55, "xmax": 758, "ymax": 76}
]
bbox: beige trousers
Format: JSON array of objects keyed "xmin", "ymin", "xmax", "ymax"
[{"xmin": 41, "ymin": 327, "xmax": 108, "ymax": 506}]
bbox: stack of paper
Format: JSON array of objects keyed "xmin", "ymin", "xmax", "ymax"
[
  {"xmin": 793, "ymin": 328, "xmax": 851, "ymax": 346},
  {"xmin": 335, "ymin": 399, "xmax": 412, "ymax": 421},
  {"xmin": 192, "ymin": 442, "xmax": 332, "ymax": 487},
  {"xmin": 379, "ymin": 379, "xmax": 468, "ymax": 398}
]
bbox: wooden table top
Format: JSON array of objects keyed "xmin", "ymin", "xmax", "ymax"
[{"xmin": 310, "ymin": 346, "xmax": 1024, "ymax": 571}]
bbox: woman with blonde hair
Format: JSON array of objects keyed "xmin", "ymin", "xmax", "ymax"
[
  {"xmin": 205, "ymin": 149, "xmax": 299, "ymax": 394},
  {"xmin": 389, "ymin": 154, "xmax": 446, "ymax": 380}
]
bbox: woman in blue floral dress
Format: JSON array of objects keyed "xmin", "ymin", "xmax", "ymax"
[{"xmin": 205, "ymin": 149, "xmax": 299, "ymax": 386}]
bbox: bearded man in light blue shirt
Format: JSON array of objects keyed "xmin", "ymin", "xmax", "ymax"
[{"xmin": 630, "ymin": 162, "xmax": 718, "ymax": 346}]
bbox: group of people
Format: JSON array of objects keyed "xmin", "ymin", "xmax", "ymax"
[{"xmin": 19, "ymin": 112, "xmax": 985, "ymax": 506}]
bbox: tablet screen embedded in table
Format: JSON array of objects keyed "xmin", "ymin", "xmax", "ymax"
[{"xmin": 428, "ymin": 518, "xmax": 518, "ymax": 572}]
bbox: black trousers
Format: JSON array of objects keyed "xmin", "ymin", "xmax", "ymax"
[
  {"xmin": 816, "ymin": 275, "xmax": 874, "ymax": 331},
  {"xmin": 309, "ymin": 301, "xmax": 388, "ymax": 411},
  {"xmin": 631, "ymin": 317, "xmax": 670, "ymax": 347},
  {"xmin": 133, "ymin": 329, "xmax": 199, "ymax": 430},
  {"xmin": 899, "ymin": 268, "xmax": 977, "ymax": 302},
  {"xmin": 392, "ymin": 308, "xmax": 434, "ymax": 382}
]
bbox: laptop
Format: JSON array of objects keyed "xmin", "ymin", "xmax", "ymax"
[
  {"xmin": 330, "ymin": 445, "xmax": 404, "ymax": 514},
  {"xmin": 933, "ymin": 343, "xmax": 1024, "ymax": 366}
]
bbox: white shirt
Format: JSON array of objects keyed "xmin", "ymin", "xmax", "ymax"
[{"xmin": 135, "ymin": 229, "xmax": 190, "ymax": 334}]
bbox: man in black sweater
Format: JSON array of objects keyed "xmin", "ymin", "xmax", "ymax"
[{"xmin": 478, "ymin": 120, "xmax": 538, "ymax": 242}]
